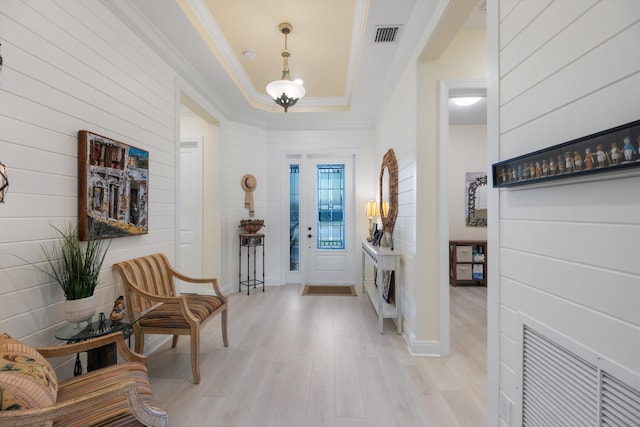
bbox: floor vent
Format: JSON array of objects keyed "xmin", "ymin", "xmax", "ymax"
[
  {"xmin": 522, "ymin": 325, "xmax": 640, "ymax": 426},
  {"xmin": 374, "ymin": 26, "xmax": 400, "ymax": 43}
]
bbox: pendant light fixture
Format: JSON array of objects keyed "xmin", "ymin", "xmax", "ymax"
[{"xmin": 266, "ymin": 23, "xmax": 305, "ymax": 112}]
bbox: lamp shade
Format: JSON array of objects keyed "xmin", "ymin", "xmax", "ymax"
[
  {"xmin": 365, "ymin": 201, "xmax": 378, "ymax": 217},
  {"xmin": 266, "ymin": 80, "xmax": 306, "ymax": 101}
]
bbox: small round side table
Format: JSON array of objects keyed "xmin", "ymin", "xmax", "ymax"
[{"xmin": 55, "ymin": 312, "xmax": 136, "ymax": 375}]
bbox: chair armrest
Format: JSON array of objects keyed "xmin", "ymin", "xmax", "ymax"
[
  {"xmin": 169, "ymin": 267, "xmax": 227, "ymax": 302},
  {"xmin": 36, "ymin": 332, "xmax": 146, "ymax": 364},
  {"xmin": 124, "ymin": 280, "xmax": 183, "ymax": 303},
  {"xmin": 0, "ymin": 380, "xmax": 168, "ymax": 427}
]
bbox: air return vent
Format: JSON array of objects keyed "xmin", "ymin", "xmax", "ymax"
[
  {"xmin": 601, "ymin": 373, "xmax": 640, "ymax": 426},
  {"xmin": 522, "ymin": 325, "xmax": 640, "ymax": 426},
  {"xmin": 522, "ymin": 326, "xmax": 598, "ymax": 425},
  {"xmin": 374, "ymin": 26, "xmax": 400, "ymax": 43}
]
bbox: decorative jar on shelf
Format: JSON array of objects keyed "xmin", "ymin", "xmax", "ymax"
[{"xmin": 239, "ymin": 219, "xmax": 264, "ymax": 234}]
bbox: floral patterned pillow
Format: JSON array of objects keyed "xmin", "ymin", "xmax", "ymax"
[{"xmin": 0, "ymin": 333, "xmax": 58, "ymax": 411}]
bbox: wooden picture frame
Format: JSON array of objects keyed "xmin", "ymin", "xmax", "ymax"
[
  {"xmin": 78, "ymin": 131, "xmax": 149, "ymax": 240},
  {"xmin": 466, "ymin": 172, "xmax": 487, "ymax": 227},
  {"xmin": 492, "ymin": 119, "xmax": 640, "ymax": 188},
  {"xmin": 379, "ymin": 148, "xmax": 398, "ymax": 233}
]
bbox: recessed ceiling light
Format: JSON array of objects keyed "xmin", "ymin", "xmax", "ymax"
[{"xmin": 452, "ymin": 97, "xmax": 482, "ymax": 106}]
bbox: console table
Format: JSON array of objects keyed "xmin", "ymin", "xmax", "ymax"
[
  {"xmin": 239, "ymin": 233, "xmax": 265, "ymax": 295},
  {"xmin": 361, "ymin": 240, "xmax": 401, "ymax": 334}
]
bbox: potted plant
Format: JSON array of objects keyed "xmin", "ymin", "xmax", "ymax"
[{"xmin": 39, "ymin": 223, "xmax": 111, "ymax": 325}]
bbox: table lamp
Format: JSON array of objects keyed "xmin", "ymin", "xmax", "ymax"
[{"xmin": 365, "ymin": 200, "xmax": 378, "ymax": 241}]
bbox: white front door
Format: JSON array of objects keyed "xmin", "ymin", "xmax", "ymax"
[
  {"xmin": 179, "ymin": 139, "xmax": 203, "ymax": 281},
  {"xmin": 302, "ymin": 156, "xmax": 355, "ymax": 285}
]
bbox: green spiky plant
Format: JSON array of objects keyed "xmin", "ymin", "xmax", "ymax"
[{"xmin": 38, "ymin": 223, "xmax": 111, "ymax": 300}]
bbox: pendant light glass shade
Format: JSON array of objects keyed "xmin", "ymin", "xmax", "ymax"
[{"xmin": 266, "ymin": 80, "xmax": 305, "ymax": 111}]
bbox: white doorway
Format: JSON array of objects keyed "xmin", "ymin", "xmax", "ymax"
[
  {"xmin": 439, "ymin": 78, "xmax": 487, "ymax": 357},
  {"xmin": 286, "ymin": 155, "xmax": 356, "ymax": 285},
  {"xmin": 179, "ymin": 138, "xmax": 203, "ymax": 278},
  {"xmin": 177, "ymin": 93, "xmax": 221, "ymax": 288}
]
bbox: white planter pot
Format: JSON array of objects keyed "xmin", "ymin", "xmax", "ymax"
[{"xmin": 64, "ymin": 295, "xmax": 96, "ymax": 327}]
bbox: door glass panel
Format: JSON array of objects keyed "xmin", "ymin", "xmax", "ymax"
[
  {"xmin": 289, "ymin": 164, "xmax": 300, "ymax": 271},
  {"xmin": 316, "ymin": 164, "xmax": 345, "ymax": 250}
]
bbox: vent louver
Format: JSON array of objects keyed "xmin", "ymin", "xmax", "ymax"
[
  {"xmin": 601, "ymin": 373, "xmax": 640, "ymax": 426},
  {"xmin": 374, "ymin": 26, "xmax": 399, "ymax": 43},
  {"xmin": 522, "ymin": 325, "xmax": 640, "ymax": 426},
  {"xmin": 522, "ymin": 326, "xmax": 598, "ymax": 426}
]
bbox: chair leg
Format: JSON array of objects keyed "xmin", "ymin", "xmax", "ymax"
[
  {"xmin": 135, "ymin": 332, "xmax": 145, "ymax": 354},
  {"xmin": 221, "ymin": 309, "xmax": 229, "ymax": 347},
  {"xmin": 172, "ymin": 335, "xmax": 179, "ymax": 348},
  {"xmin": 191, "ymin": 330, "xmax": 200, "ymax": 384}
]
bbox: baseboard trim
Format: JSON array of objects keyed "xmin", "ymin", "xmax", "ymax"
[{"xmin": 402, "ymin": 324, "xmax": 442, "ymax": 357}]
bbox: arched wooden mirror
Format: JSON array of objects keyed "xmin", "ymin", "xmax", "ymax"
[
  {"xmin": 466, "ymin": 175, "xmax": 487, "ymax": 227},
  {"xmin": 379, "ymin": 149, "xmax": 398, "ymax": 237}
]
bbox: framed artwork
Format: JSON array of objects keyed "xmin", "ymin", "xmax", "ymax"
[
  {"xmin": 78, "ymin": 131, "xmax": 149, "ymax": 240},
  {"xmin": 371, "ymin": 229, "xmax": 384, "ymax": 246},
  {"xmin": 465, "ymin": 172, "xmax": 487, "ymax": 227},
  {"xmin": 492, "ymin": 119, "xmax": 640, "ymax": 188}
]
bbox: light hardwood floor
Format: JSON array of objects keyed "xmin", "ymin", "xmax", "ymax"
[{"xmin": 147, "ymin": 284, "xmax": 487, "ymax": 426}]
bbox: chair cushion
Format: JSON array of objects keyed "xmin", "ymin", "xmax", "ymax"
[
  {"xmin": 139, "ymin": 295, "xmax": 223, "ymax": 329},
  {"xmin": 0, "ymin": 333, "xmax": 58, "ymax": 411}
]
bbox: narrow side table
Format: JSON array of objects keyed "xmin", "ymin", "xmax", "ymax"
[{"xmin": 239, "ymin": 233, "xmax": 265, "ymax": 295}]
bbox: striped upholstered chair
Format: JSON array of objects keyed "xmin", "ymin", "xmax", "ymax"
[
  {"xmin": 113, "ymin": 253, "xmax": 228, "ymax": 384},
  {"xmin": 0, "ymin": 332, "xmax": 168, "ymax": 426}
]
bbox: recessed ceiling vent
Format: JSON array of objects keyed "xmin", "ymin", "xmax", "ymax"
[{"xmin": 374, "ymin": 26, "xmax": 400, "ymax": 43}]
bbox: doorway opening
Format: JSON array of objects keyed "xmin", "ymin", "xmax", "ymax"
[
  {"xmin": 285, "ymin": 155, "xmax": 355, "ymax": 286},
  {"xmin": 178, "ymin": 92, "xmax": 221, "ymax": 288},
  {"xmin": 439, "ymin": 79, "xmax": 487, "ymax": 356}
]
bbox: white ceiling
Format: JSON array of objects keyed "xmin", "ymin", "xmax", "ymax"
[{"xmin": 104, "ymin": 0, "xmax": 486, "ymax": 129}]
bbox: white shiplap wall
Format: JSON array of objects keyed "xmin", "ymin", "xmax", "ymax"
[
  {"xmin": 375, "ymin": 62, "xmax": 418, "ymax": 349},
  {"xmin": 497, "ymin": 1, "xmax": 640, "ymax": 425},
  {"xmin": 220, "ymin": 121, "xmax": 267, "ymax": 290},
  {"xmin": 0, "ymin": 1, "xmax": 177, "ymax": 349}
]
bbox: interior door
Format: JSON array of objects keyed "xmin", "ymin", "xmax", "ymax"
[
  {"xmin": 303, "ymin": 156, "xmax": 355, "ymax": 285},
  {"xmin": 179, "ymin": 139, "xmax": 203, "ymax": 282}
]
